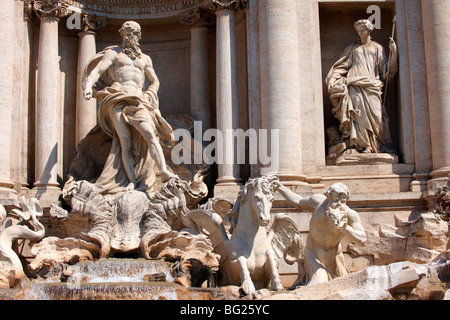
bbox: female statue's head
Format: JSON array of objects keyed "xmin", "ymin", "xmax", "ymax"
[{"xmin": 354, "ymin": 19, "xmax": 374, "ymax": 41}]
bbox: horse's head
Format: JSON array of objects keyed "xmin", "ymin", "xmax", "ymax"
[{"xmin": 226, "ymin": 176, "xmax": 278, "ymax": 228}]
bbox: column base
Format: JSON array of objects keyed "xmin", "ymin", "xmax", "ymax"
[
  {"xmin": 0, "ymin": 186, "xmax": 18, "ymax": 206},
  {"xmin": 410, "ymin": 172, "xmax": 431, "ymax": 192},
  {"xmin": 30, "ymin": 185, "xmax": 61, "ymax": 208},
  {"xmin": 427, "ymin": 167, "xmax": 450, "ymax": 194}
]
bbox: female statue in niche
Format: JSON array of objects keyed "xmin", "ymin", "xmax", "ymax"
[{"xmin": 325, "ymin": 19, "xmax": 398, "ymax": 154}]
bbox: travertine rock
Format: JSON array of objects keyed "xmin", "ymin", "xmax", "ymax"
[
  {"xmin": 28, "ymin": 237, "xmax": 101, "ymax": 277},
  {"xmin": 348, "ymin": 212, "xmax": 448, "ymax": 265},
  {"xmin": 0, "ymin": 263, "xmax": 29, "ymax": 289},
  {"xmin": 266, "ymin": 261, "xmax": 436, "ymax": 300}
]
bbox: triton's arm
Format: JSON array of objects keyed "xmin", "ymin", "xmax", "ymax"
[
  {"xmin": 144, "ymin": 56, "xmax": 160, "ymax": 94},
  {"xmin": 273, "ymin": 180, "xmax": 324, "ymax": 211}
]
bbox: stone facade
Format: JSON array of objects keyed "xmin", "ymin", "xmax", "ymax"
[{"xmin": 0, "ymin": 0, "xmax": 449, "ymax": 284}]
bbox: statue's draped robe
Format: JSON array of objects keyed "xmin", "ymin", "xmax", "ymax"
[
  {"xmin": 82, "ymin": 46, "xmax": 175, "ymax": 195},
  {"xmin": 325, "ymin": 40, "xmax": 397, "ymax": 153}
]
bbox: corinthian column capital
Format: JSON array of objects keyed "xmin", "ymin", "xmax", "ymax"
[
  {"xmin": 77, "ymin": 12, "xmax": 107, "ymax": 33},
  {"xmin": 210, "ymin": 0, "xmax": 240, "ymax": 11},
  {"xmin": 180, "ymin": 7, "xmax": 215, "ymax": 28},
  {"xmin": 32, "ymin": 0, "xmax": 69, "ymax": 20}
]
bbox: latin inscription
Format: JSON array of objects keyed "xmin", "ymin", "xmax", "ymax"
[{"xmin": 64, "ymin": 0, "xmax": 204, "ymax": 16}]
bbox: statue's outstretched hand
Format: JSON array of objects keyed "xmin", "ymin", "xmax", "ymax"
[
  {"xmin": 84, "ymin": 88, "xmax": 93, "ymax": 100},
  {"xmin": 271, "ymin": 177, "xmax": 282, "ymax": 191}
]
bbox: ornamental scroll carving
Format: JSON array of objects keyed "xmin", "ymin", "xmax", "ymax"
[
  {"xmin": 180, "ymin": 7, "xmax": 215, "ymax": 28},
  {"xmin": 209, "ymin": 0, "xmax": 240, "ymax": 11},
  {"xmin": 31, "ymin": 0, "xmax": 69, "ymax": 19},
  {"xmin": 76, "ymin": 12, "xmax": 107, "ymax": 33}
]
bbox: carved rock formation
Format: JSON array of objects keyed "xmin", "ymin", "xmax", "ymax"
[{"xmin": 348, "ymin": 212, "xmax": 448, "ymax": 265}]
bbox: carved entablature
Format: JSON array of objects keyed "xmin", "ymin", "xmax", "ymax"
[
  {"xmin": 30, "ymin": 0, "xmax": 70, "ymax": 19},
  {"xmin": 55, "ymin": 0, "xmax": 210, "ymax": 19}
]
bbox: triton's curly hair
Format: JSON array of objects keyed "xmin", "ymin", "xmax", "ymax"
[{"xmin": 325, "ymin": 183, "xmax": 350, "ymax": 199}]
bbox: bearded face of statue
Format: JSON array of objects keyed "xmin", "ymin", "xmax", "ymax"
[
  {"xmin": 326, "ymin": 191, "xmax": 349, "ymax": 227},
  {"xmin": 119, "ymin": 22, "xmax": 142, "ymax": 59}
]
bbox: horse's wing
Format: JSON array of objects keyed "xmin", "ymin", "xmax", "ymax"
[
  {"xmin": 268, "ymin": 213, "xmax": 303, "ymax": 265},
  {"xmin": 187, "ymin": 209, "xmax": 228, "ymax": 260}
]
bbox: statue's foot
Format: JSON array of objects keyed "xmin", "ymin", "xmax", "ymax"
[
  {"xmin": 240, "ymin": 277, "xmax": 256, "ymax": 297},
  {"xmin": 363, "ymin": 147, "xmax": 372, "ymax": 153},
  {"xmin": 271, "ymin": 278, "xmax": 284, "ymax": 291},
  {"xmin": 124, "ymin": 182, "xmax": 135, "ymax": 192}
]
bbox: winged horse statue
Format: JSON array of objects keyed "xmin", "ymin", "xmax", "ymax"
[{"xmin": 187, "ymin": 175, "xmax": 303, "ymax": 296}]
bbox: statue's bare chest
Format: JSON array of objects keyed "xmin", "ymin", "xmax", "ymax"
[
  {"xmin": 115, "ymin": 53, "xmax": 145, "ymax": 72},
  {"xmin": 113, "ymin": 53, "xmax": 145, "ymax": 82}
]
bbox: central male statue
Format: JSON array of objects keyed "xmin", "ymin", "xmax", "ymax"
[{"xmin": 83, "ymin": 21, "xmax": 175, "ymax": 194}]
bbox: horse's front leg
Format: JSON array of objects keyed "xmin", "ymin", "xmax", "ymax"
[
  {"xmin": 266, "ymin": 248, "xmax": 284, "ymax": 291},
  {"xmin": 237, "ymin": 256, "xmax": 256, "ymax": 296}
]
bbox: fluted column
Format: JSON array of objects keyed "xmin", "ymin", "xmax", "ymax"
[
  {"xmin": 259, "ymin": 0, "xmax": 308, "ymax": 187},
  {"xmin": 0, "ymin": 0, "xmax": 18, "ymax": 203},
  {"xmin": 181, "ymin": 8, "xmax": 213, "ymax": 132},
  {"xmin": 33, "ymin": 0, "xmax": 68, "ymax": 203},
  {"xmin": 211, "ymin": 0, "xmax": 242, "ymax": 196},
  {"xmin": 421, "ymin": 0, "xmax": 450, "ymax": 190},
  {"xmin": 75, "ymin": 14, "xmax": 105, "ymax": 144},
  {"xmin": 243, "ymin": 0, "xmax": 262, "ymax": 178}
]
